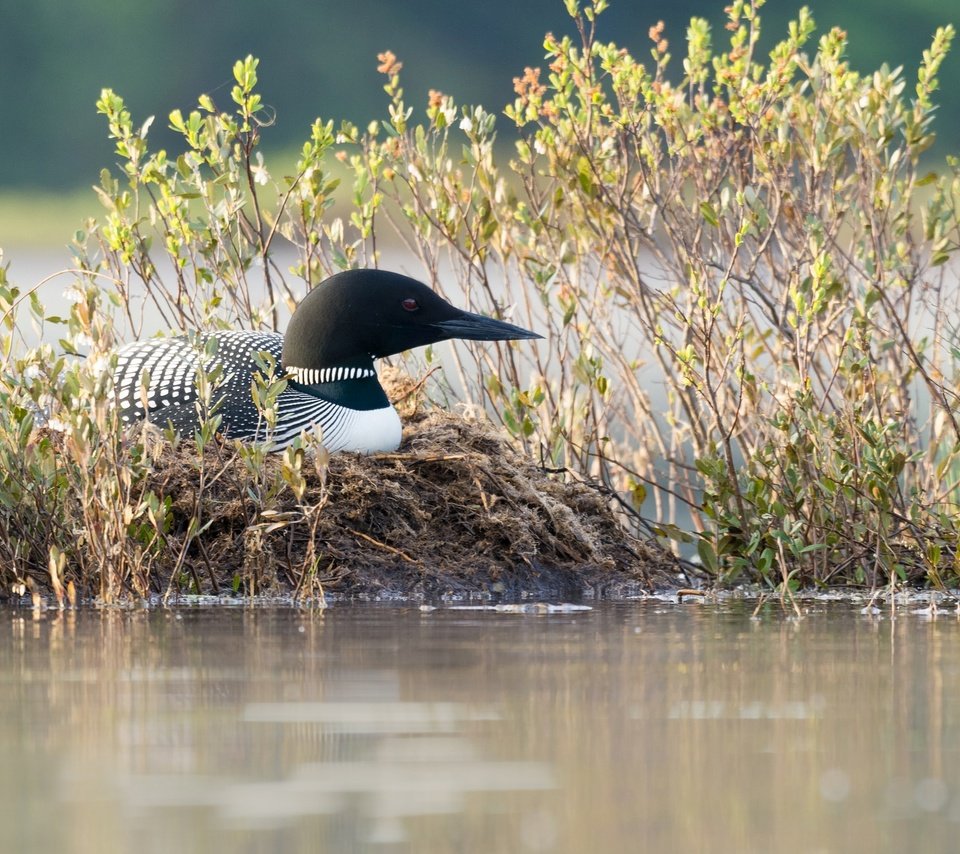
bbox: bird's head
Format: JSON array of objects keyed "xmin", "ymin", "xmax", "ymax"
[{"xmin": 281, "ymin": 269, "xmax": 540, "ymax": 370}]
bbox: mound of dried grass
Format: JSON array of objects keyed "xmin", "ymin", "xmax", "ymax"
[{"xmin": 148, "ymin": 398, "xmax": 679, "ymax": 599}]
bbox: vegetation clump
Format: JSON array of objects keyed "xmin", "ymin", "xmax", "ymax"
[
  {"xmin": 0, "ymin": 0, "xmax": 959, "ymax": 600},
  {"xmin": 141, "ymin": 401, "xmax": 673, "ymax": 601},
  {"xmin": 1, "ymin": 369, "xmax": 674, "ymax": 602}
]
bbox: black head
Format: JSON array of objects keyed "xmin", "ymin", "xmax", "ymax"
[{"xmin": 281, "ymin": 269, "xmax": 540, "ymax": 370}]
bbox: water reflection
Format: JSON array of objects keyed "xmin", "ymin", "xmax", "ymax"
[{"xmin": 1, "ymin": 602, "xmax": 960, "ymax": 852}]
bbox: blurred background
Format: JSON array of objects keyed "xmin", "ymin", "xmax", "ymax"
[{"xmin": 0, "ymin": 0, "xmax": 957, "ymax": 248}]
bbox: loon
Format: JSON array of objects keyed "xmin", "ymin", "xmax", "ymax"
[{"xmin": 112, "ymin": 269, "xmax": 539, "ymax": 452}]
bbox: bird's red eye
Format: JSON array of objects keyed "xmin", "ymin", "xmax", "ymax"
[{"xmin": 402, "ymin": 298, "xmax": 419, "ymax": 312}]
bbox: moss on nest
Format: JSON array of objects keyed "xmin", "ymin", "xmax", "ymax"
[{"xmin": 146, "ymin": 403, "xmax": 679, "ymax": 600}]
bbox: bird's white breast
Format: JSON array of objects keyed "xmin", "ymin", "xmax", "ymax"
[
  {"xmin": 271, "ymin": 394, "xmax": 403, "ymax": 453},
  {"xmin": 333, "ymin": 404, "xmax": 403, "ymax": 454}
]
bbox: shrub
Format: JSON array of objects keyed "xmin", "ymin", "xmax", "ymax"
[{"xmin": 333, "ymin": 1, "xmax": 960, "ymax": 588}]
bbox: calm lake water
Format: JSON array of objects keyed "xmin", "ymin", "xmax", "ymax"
[{"xmin": 2, "ymin": 600, "xmax": 959, "ymax": 853}]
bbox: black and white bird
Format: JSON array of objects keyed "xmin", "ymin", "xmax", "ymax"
[{"xmin": 112, "ymin": 269, "xmax": 540, "ymax": 452}]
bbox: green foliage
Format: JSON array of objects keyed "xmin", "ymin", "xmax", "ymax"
[
  {"xmin": 0, "ymin": 71, "xmax": 341, "ymax": 601},
  {"xmin": 0, "ymin": 0, "xmax": 959, "ymax": 599},
  {"xmin": 491, "ymin": 0, "xmax": 959, "ymax": 590}
]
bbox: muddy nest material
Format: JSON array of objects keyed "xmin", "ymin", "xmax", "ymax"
[{"xmin": 150, "ymin": 409, "xmax": 679, "ymax": 599}]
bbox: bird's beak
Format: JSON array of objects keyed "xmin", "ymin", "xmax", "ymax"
[{"xmin": 433, "ymin": 311, "xmax": 542, "ymax": 342}]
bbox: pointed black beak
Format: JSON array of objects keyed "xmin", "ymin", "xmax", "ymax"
[{"xmin": 433, "ymin": 310, "xmax": 542, "ymax": 342}]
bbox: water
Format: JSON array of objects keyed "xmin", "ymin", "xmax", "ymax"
[{"xmin": 2, "ymin": 601, "xmax": 959, "ymax": 853}]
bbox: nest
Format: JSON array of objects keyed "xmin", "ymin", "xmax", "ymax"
[{"xmin": 146, "ymin": 396, "xmax": 679, "ymax": 600}]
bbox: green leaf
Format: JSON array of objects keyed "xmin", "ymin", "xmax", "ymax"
[
  {"xmin": 697, "ymin": 538, "xmax": 719, "ymax": 574},
  {"xmin": 699, "ymin": 201, "xmax": 719, "ymax": 227},
  {"xmin": 653, "ymin": 523, "xmax": 694, "ymax": 544}
]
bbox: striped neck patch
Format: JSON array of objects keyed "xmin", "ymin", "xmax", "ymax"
[{"xmin": 289, "ymin": 365, "xmax": 377, "ymax": 385}]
